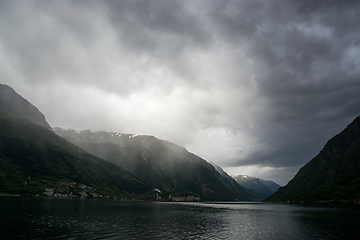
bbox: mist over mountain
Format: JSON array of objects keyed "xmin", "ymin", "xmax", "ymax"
[
  {"xmin": 3, "ymin": 82, "xmax": 358, "ymax": 202},
  {"xmin": 0, "ymin": 84, "xmax": 151, "ymax": 197},
  {"xmin": 54, "ymin": 128, "xmax": 257, "ymax": 201},
  {"xmin": 0, "ymin": 117, "xmax": 151, "ymax": 197},
  {"xmin": 0, "ymin": 84, "xmax": 51, "ymax": 130},
  {"xmin": 0, "ymin": 83, "xmax": 256, "ymax": 200},
  {"xmin": 265, "ymin": 116, "xmax": 360, "ymax": 202}
]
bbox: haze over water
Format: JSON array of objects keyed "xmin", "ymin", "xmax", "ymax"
[{"xmin": 1, "ymin": 197, "xmax": 359, "ymax": 239}]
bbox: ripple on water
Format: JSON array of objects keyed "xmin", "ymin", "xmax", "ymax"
[{"xmin": 1, "ymin": 198, "xmax": 360, "ymax": 239}]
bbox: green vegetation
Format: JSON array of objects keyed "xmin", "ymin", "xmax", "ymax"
[
  {"xmin": 0, "ymin": 118, "xmax": 151, "ymax": 198},
  {"xmin": 0, "ymin": 83, "xmax": 257, "ymax": 201},
  {"xmin": 55, "ymin": 129, "xmax": 256, "ymax": 201},
  {"xmin": 265, "ymin": 116, "xmax": 360, "ymax": 203},
  {"xmin": 0, "ymin": 116, "xmax": 254, "ymax": 201}
]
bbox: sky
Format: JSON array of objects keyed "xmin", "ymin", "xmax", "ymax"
[{"xmin": 1, "ymin": 0, "xmax": 359, "ymax": 185}]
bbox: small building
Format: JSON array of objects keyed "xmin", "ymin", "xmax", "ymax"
[
  {"xmin": 79, "ymin": 191, "xmax": 88, "ymax": 198},
  {"xmin": 44, "ymin": 188, "xmax": 54, "ymax": 197},
  {"xmin": 171, "ymin": 196, "xmax": 188, "ymax": 202},
  {"xmin": 187, "ymin": 195, "xmax": 195, "ymax": 201}
]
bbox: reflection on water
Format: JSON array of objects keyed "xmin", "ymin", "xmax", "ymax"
[{"xmin": 0, "ymin": 197, "xmax": 359, "ymax": 239}]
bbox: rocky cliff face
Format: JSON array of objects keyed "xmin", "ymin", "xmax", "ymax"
[{"xmin": 0, "ymin": 84, "xmax": 52, "ymax": 130}]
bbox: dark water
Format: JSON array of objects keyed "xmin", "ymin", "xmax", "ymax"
[{"xmin": 1, "ymin": 197, "xmax": 359, "ymax": 239}]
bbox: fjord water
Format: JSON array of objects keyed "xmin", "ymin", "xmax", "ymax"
[{"xmin": 1, "ymin": 197, "xmax": 359, "ymax": 239}]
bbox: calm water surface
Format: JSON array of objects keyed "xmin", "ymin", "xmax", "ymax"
[{"xmin": 0, "ymin": 196, "xmax": 359, "ymax": 239}]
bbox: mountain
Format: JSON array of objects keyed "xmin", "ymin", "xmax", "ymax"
[
  {"xmin": 0, "ymin": 83, "xmax": 260, "ymax": 201},
  {"xmin": 54, "ymin": 129, "xmax": 256, "ymax": 201},
  {"xmin": 265, "ymin": 116, "xmax": 360, "ymax": 203},
  {"xmin": 211, "ymin": 162, "xmax": 233, "ymax": 180},
  {"xmin": 211, "ymin": 163, "xmax": 269, "ymax": 200},
  {"xmin": 0, "ymin": 84, "xmax": 150, "ymax": 197},
  {"xmin": 0, "ymin": 84, "xmax": 51, "ymax": 130},
  {"xmin": 233, "ymin": 175, "xmax": 281, "ymax": 199},
  {"xmin": 260, "ymin": 178, "xmax": 282, "ymax": 193},
  {"xmin": 0, "ymin": 83, "xmax": 256, "ymax": 201},
  {"xmin": 0, "ymin": 117, "xmax": 151, "ymax": 197}
]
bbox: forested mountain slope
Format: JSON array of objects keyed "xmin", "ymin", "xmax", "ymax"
[
  {"xmin": 0, "ymin": 118, "xmax": 150, "ymax": 197},
  {"xmin": 265, "ymin": 116, "xmax": 360, "ymax": 202},
  {"xmin": 55, "ymin": 129, "xmax": 256, "ymax": 201}
]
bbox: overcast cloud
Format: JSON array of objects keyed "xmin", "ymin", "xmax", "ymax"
[{"xmin": 1, "ymin": 0, "xmax": 359, "ymax": 185}]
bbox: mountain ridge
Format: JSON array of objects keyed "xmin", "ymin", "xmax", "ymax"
[
  {"xmin": 0, "ymin": 117, "xmax": 151, "ymax": 197},
  {"xmin": 0, "ymin": 84, "xmax": 51, "ymax": 130},
  {"xmin": 1, "ymin": 83, "xmax": 257, "ymax": 201},
  {"xmin": 233, "ymin": 175, "xmax": 281, "ymax": 199},
  {"xmin": 265, "ymin": 116, "xmax": 360, "ymax": 202},
  {"xmin": 54, "ymin": 128, "xmax": 257, "ymax": 201}
]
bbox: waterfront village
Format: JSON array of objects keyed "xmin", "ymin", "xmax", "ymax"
[
  {"xmin": 152, "ymin": 188, "xmax": 201, "ymax": 202},
  {"xmin": 43, "ymin": 183, "xmax": 200, "ymax": 202},
  {"xmin": 2, "ymin": 178, "xmax": 201, "ymax": 202},
  {"xmin": 44, "ymin": 181, "xmax": 101, "ymax": 199}
]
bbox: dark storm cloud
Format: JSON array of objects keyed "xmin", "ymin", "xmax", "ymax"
[
  {"xmin": 103, "ymin": 0, "xmax": 215, "ymax": 85},
  {"xmin": 1, "ymin": 0, "xmax": 359, "ymax": 185},
  {"xmin": 196, "ymin": 0, "xmax": 360, "ymax": 169},
  {"xmin": 106, "ymin": 0, "xmax": 211, "ymax": 49}
]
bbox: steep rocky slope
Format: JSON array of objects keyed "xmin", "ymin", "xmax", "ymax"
[{"xmin": 265, "ymin": 116, "xmax": 360, "ymax": 202}]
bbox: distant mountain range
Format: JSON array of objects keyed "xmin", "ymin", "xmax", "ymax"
[
  {"xmin": 233, "ymin": 175, "xmax": 281, "ymax": 199},
  {"xmin": 0, "ymin": 84, "xmax": 152, "ymax": 198},
  {"xmin": 0, "ymin": 83, "xmax": 262, "ymax": 200},
  {"xmin": 4, "ymin": 83, "xmax": 357, "ymax": 203},
  {"xmin": 0, "ymin": 117, "xmax": 150, "ymax": 197},
  {"xmin": 210, "ymin": 163, "xmax": 279, "ymax": 200},
  {"xmin": 54, "ymin": 128, "xmax": 256, "ymax": 201},
  {"xmin": 265, "ymin": 116, "xmax": 360, "ymax": 203}
]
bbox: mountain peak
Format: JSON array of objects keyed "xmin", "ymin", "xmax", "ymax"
[
  {"xmin": 233, "ymin": 175, "xmax": 281, "ymax": 199},
  {"xmin": 0, "ymin": 84, "xmax": 52, "ymax": 130}
]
